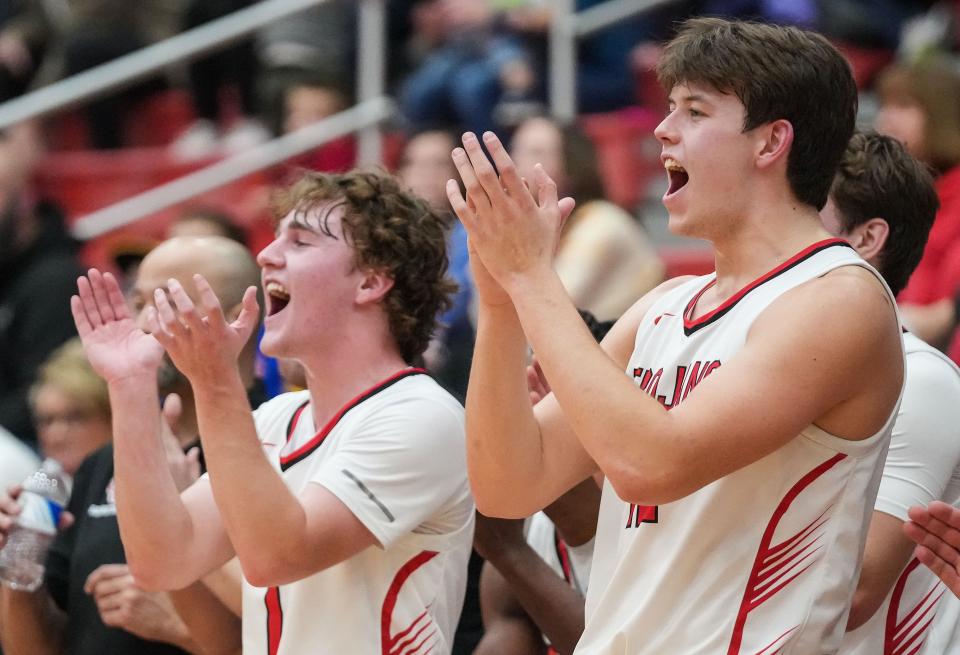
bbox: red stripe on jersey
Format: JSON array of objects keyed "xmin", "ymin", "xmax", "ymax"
[
  {"xmin": 381, "ymin": 550, "xmax": 439, "ymax": 655},
  {"xmin": 885, "ymin": 558, "xmax": 944, "ymax": 655},
  {"xmin": 265, "ymin": 586, "xmax": 283, "ymax": 655},
  {"xmin": 284, "ymin": 400, "xmax": 310, "ymax": 443},
  {"xmin": 280, "ymin": 368, "xmax": 427, "ymax": 471},
  {"xmin": 726, "ymin": 453, "xmax": 847, "ymax": 655},
  {"xmin": 683, "ymin": 238, "xmax": 852, "ymax": 335},
  {"xmin": 554, "ymin": 531, "xmax": 574, "ymax": 585}
]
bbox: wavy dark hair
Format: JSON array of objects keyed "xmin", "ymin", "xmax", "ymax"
[{"xmin": 273, "ymin": 170, "xmax": 456, "ymax": 362}]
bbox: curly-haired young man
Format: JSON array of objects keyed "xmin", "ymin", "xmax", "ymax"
[
  {"xmin": 450, "ymin": 18, "xmax": 904, "ymax": 654},
  {"xmin": 68, "ymin": 171, "xmax": 475, "ymax": 655}
]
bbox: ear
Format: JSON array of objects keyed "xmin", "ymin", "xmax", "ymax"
[
  {"xmin": 846, "ymin": 218, "xmax": 890, "ymax": 264},
  {"xmin": 755, "ymin": 119, "xmax": 794, "ymax": 170},
  {"xmin": 356, "ymin": 270, "xmax": 395, "ymax": 306}
]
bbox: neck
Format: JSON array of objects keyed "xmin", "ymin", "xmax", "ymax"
[
  {"xmin": 298, "ymin": 323, "xmax": 408, "ymax": 427},
  {"xmin": 709, "ymin": 197, "xmax": 832, "ymax": 298}
]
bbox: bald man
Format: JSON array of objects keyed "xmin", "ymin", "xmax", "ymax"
[{"xmin": 0, "ymin": 236, "xmax": 261, "ymax": 655}]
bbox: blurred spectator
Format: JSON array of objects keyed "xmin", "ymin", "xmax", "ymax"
[
  {"xmin": 256, "ymin": 1, "xmax": 352, "ymax": 134},
  {"xmin": 397, "ymin": 128, "xmax": 474, "ymax": 402},
  {"xmin": 874, "ymin": 60, "xmax": 960, "ymax": 358},
  {"xmin": 170, "ymin": 0, "xmax": 269, "ymax": 160},
  {"xmin": 280, "ymin": 72, "xmax": 355, "ymax": 175},
  {"xmin": 0, "ymin": 2, "xmax": 50, "ymax": 102},
  {"xmin": 0, "ymin": 236, "xmax": 261, "ymax": 655},
  {"xmin": 30, "ymin": 339, "xmax": 111, "ymax": 476},
  {"xmin": 700, "ymin": 0, "xmax": 818, "ymax": 27},
  {"xmin": 168, "ymin": 208, "xmax": 247, "ymax": 245},
  {"xmin": 0, "ymin": 424, "xmax": 38, "ymax": 492},
  {"xmin": 400, "ymin": 0, "xmax": 537, "ymax": 136},
  {"xmin": 30, "ymin": 0, "xmax": 182, "ymax": 149},
  {"xmin": 0, "ymin": 123, "xmax": 81, "ymax": 447},
  {"xmin": 510, "ymin": 115, "xmax": 663, "ymax": 322}
]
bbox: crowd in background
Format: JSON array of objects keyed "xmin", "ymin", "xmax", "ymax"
[{"xmin": 2, "ymin": 1, "xmax": 960, "ymax": 654}]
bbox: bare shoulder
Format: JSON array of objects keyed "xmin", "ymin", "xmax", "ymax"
[
  {"xmin": 602, "ymin": 275, "xmax": 698, "ymax": 365},
  {"xmin": 755, "ymin": 265, "xmax": 897, "ymax": 338}
]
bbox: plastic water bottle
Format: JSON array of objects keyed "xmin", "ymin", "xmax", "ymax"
[{"xmin": 0, "ymin": 459, "xmax": 71, "ymax": 591}]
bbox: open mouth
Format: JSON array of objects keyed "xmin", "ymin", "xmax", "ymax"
[
  {"xmin": 664, "ymin": 158, "xmax": 689, "ymax": 196},
  {"xmin": 264, "ymin": 281, "xmax": 291, "ymax": 317}
]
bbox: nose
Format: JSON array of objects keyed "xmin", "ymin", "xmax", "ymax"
[
  {"xmin": 654, "ymin": 112, "xmax": 678, "ymax": 145},
  {"xmin": 256, "ymin": 237, "xmax": 283, "ymax": 269}
]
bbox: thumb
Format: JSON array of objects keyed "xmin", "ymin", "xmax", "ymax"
[
  {"xmin": 186, "ymin": 447, "xmax": 201, "ymax": 483},
  {"xmin": 558, "ymin": 196, "xmax": 577, "ymax": 226},
  {"xmin": 232, "ymin": 286, "xmax": 260, "ymax": 341},
  {"xmin": 161, "ymin": 393, "xmax": 182, "ymax": 434}
]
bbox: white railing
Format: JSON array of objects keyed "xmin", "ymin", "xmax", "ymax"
[{"xmin": 550, "ymin": 0, "xmax": 677, "ymax": 122}]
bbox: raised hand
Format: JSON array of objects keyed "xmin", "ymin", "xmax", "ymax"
[
  {"xmin": 71, "ymin": 269, "xmax": 164, "ymax": 383},
  {"xmin": 145, "ymin": 274, "xmax": 258, "ymax": 385},
  {"xmin": 904, "ymin": 501, "xmax": 960, "ymax": 598},
  {"xmin": 160, "ymin": 393, "xmax": 201, "ymax": 492},
  {"xmin": 446, "ymin": 131, "xmax": 576, "ymax": 298},
  {"xmin": 85, "ymin": 564, "xmax": 188, "ymax": 644},
  {"xmin": 0, "ymin": 486, "xmax": 73, "ymax": 549}
]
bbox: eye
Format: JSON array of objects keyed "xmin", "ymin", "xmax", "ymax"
[{"xmin": 688, "ymin": 108, "xmax": 704, "ymax": 118}]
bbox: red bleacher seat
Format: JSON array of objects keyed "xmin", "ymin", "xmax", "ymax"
[{"xmin": 580, "ymin": 107, "xmax": 663, "ymax": 211}]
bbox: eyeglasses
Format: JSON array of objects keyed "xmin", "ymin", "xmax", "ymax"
[{"xmin": 34, "ymin": 410, "xmax": 97, "ymax": 430}]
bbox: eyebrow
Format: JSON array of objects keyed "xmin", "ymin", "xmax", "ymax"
[{"xmin": 669, "ymin": 93, "xmax": 709, "ymax": 105}]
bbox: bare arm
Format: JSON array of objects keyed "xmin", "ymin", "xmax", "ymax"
[
  {"xmin": 168, "ymin": 581, "xmax": 242, "ymax": 655},
  {"xmin": 0, "ymin": 588, "xmax": 66, "ymax": 655},
  {"xmin": 149, "ymin": 277, "xmax": 378, "ymax": 588},
  {"xmin": 475, "ymin": 561, "xmax": 546, "ymax": 655},
  {"xmin": 847, "ymin": 513, "xmax": 916, "ymax": 630},
  {"xmin": 451, "ymin": 131, "xmax": 903, "ymax": 513},
  {"xmin": 70, "ymin": 270, "xmax": 234, "ymax": 589}
]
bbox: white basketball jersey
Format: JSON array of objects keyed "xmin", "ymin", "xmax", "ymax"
[
  {"xmin": 577, "ymin": 239, "xmax": 902, "ymax": 654},
  {"xmin": 242, "ymin": 369, "xmax": 474, "ymax": 655},
  {"xmin": 840, "ymin": 332, "xmax": 960, "ymax": 655}
]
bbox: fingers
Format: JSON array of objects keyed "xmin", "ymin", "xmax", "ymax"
[
  {"xmin": 71, "ymin": 295, "xmax": 93, "ymax": 338},
  {"xmin": 558, "ymin": 197, "xmax": 577, "ymax": 230},
  {"xmin": 534, "ymin": 163, "xmax": 558, "ymax": 211},
  {"xmin": 446, "ymin": 178, "xmax": 475, "ymax": 230},
  {"xmin": 914, "ymin": 544, "xmax": 960, "ymax": 595},
  {"xmin": 88, "ymin": 269, "xmax": 116, "ymax": 323},
  {"xmin": 482, "ymin": 131, "xmax": 529, "ymax": 203},
  {"xmin": 193, "ymin": 274, "xmax": 225, "ymax": 324},
  {"xmin": 161, "ymin": 393, "xmax": 183, "ymax": 436},
  {"xmin": 231, "ymin": 285, "xmax": 259, "ymax": 342},
  {"xmin": 166, "ymin": 279, "xmax": 204, "ymax": 331},
  {"xmin": 460, "ymin": 132, "xmax": 504, "ymax": 202},
  {"xmin": 186, "ymin": 447, "xmax": 201, "ymax": 482},
  {"xmin": 451, "ymin": 146, "xmax": 491, "ymax": 223},
  {"xmin": 84, "ymin": 563, "xmax": 130, "ymax": 594},
  {"xmin": 103, "ymin": 271, "xmax": 131, "ymax": 321},
  {"xmin": 76, "ymin": 275, "xmax": 103, "ymax": 328},
  {"xmin": 59, "ymin": 510, "xmax": 74, "ymax": 531}
]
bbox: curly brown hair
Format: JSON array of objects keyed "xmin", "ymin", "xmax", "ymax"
[{"xmin": 272, "ymin": 170, "xmax": 455, "ymax": 363}]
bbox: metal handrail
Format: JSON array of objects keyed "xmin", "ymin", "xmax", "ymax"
[
  {"xmin": 0, "ymin": 0, "xmax": 329, "ymax": 130},
  {"xmin": 71, "ymin": 97, "xmax": 395, "ymax": 240},
  {"xmin": 550, "ymin": 0, "xmax": 678, "ymax": 122}
]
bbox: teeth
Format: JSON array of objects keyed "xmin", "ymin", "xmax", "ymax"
[
  {"xmin": 664, "ymin": 158, "xmax": 686, "ymax": 172},
  {"xmin": 265, "ymin": 281, "xmax": 290, "ymax": 300}
]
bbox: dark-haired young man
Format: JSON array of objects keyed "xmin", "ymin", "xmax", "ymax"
[
  {"xmin": 820, "ymin": 132, "xmax": 960, "ymax": 654},
  {"xmin": 69, "ymin": 171, "xmax": 474, "ymax": 654},
  {"xmin": 449, "ymin": 18, "xmax": 903, "ymax": 654}
]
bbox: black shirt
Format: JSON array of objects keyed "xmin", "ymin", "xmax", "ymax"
[{"xmin": 45, "ymin": 444, "xmax": 190, "ymax": 655}]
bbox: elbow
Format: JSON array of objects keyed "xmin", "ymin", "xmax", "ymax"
[
  {"xmin": 474, "ymin": 495, "xmax": 529, "ymax": 520},
  {"xmin": 128, "ymin": 560, "xmax": 176, "ymax": 592},
  {"xmin": 240, "ymin": 553, "xmax": 305, "ymax": 589},
  {"xmin": 845, "ymin": 589, "xmax": 880, "ymax": 632},
  {"xmin": 605, "ymin": 464, "xmax": 682, "ymax": 507}
]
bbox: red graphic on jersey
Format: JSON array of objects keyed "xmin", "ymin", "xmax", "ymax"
[
  {"xmin": 625, "ymin": 503, "xmax": 659, "ymax": 528},
  {"xmin": 884, "ymin": 558, "xmax": 944, "ymax": 655},
  {"xmin": 726, "ymin": 453, "xmax": 847, "ymax": 655},
  {"xmin": 382, "ymin": 550, "xmax": 439, "ymax": 655},
  {"xmin": 653, "ymin": 312, "xmax": 675, "ymax": 326},
  {"xmin": 265, "ymin": 586, "xmax": 283, "ymax": 655},
  {"xmin": 632, "ymin": 360, "xmax": 721, "ymax": 409}
]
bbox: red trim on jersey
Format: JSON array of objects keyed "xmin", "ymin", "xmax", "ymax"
[
  {"xmin": 726, "ymin": 453, "xmax": 847, "ymax": 655},
  {"xmin": 554, "ymin": 531, "xmax": 574, "ymax": 585},
  {"xmin": 284, "ymin": 400, "xmax": 310, "ymax": 443},
  {"xmin": 885, "ymin": 558, "xmax": 944, "ymax": 655},
  {"xmin": 280, "ymin": 368, "xmax": 427, "ymax": 471},
  {"xmin": 265, "ymin": 586, "xmax": 283, "ymax": 655},
  {"xmin": 683, "ymin": 238, "xmax": 853, "ymax": 336},
  {"xmin": 381, "ymin": 550, "xmax": 439, "ymax": 655}
]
